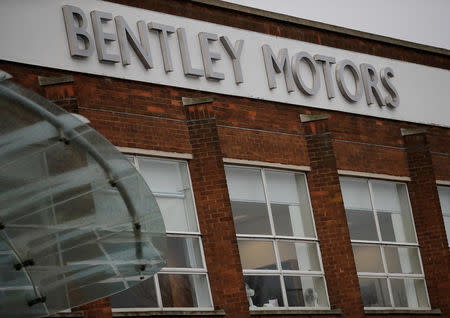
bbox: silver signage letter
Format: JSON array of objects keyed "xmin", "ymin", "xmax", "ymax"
[
  {"xmin": 262, "ymin": 45, "xmax": 294, "ymax": 92},
  {"xmin": 62, "ymin": 5, "xmax": 94, "ymax": 57},
  {"xmin": 336, "ymin": 59, "xmax": 363, "ymax": 102},
  {"xmin": 314, "ymin": 54, "xmax": 336, "ymax": 99},
  {"xmin": 90, "ymin": 10, "xmax": 120, "ymax": 63},
  {"xmin": 115, "ymin": 16, "xmax": 153, "ymax": 69},
  {"xmin": 220, "ymin": 36, "xmax": 244, "ymax": 84},
  {"xmin": 198, "ymin": 32, "xmax": 224, "ymax": 80},
  {"xmin": 149, "ymin": 22, "xmax": 175, "ymax": 72},
  {"xmin": 292, "ymin": 52, "xmax": 320, "ymax": 96},
  {"xmin": 177, "ymin": 28, "xmax": 204, "ymax": 77},
  {"xmin": 360, "ymin": 63, "xmax": 385, "ymax": 106},
  {"xmin": 381, "ymin": 67, "xmax": 400, "ymax": 108}
]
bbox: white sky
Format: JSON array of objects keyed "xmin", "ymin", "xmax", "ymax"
[{"xmin": 221, "ymin": 0, "xmax": 450, "ymax": 50}]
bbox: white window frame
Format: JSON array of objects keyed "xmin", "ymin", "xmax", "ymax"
[
  {"xmin": 340, "ymin": 177, "xmax": 431, "ymax": 311},
  {"xmin": 226, "ymin": 165, "xmax": 330, "ymax": 310},
  {"xmin": 112, "ymin": 155, "xmax": 214, "ymax": 312}
]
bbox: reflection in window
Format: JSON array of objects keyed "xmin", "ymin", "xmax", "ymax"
[
  {"xmin": 245, "ymin": 276, "xmax": 283, "ymax": 308},
  {"xmin": 437, "ymin": 186, "xmax": 450, "ymax": 246},
  {"xmin": 340, "ymin": 177, "xmax": 429, "ymax": 309},
  {"xmin": 359, "ymin": 278, "xmax": 391, "ymax": 307},
  {"xmin": 226, "ymin": 166, "xmax": 329, "ymax": 310},
  {"xmin": 110, "ymin": 157, "xmax": 212, "ymax": 310},
  {"xmin": 160, "ymin": 274, "xmax": 211, "ymax": 308}
]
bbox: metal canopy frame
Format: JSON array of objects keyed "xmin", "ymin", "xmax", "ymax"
[{"xmin": 0, "ymin": 71, "xmax": 166, "ymax": 317}]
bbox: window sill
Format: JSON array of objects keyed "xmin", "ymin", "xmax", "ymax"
[
  {"xmin": 111, "ymin": 310, "xmax": 226, "ymax": 316},
  {"xmin": 49, "ymin": 310, "xmax": 226, "ymax": 317},
  {"xmin": 250, "ymin": 309, "xmax": 343, "ymax": 315},
  {"xmin": 365, "ymin": 309, "xmax": 442, "ymax": 315},
  {"xmin": 49, "ymin": 313, "xmax": 83, "ymax": 318}
]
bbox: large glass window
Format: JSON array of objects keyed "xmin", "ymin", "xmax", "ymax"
[
  {"xmin": 110, "ymin": 157, "xmax": 213, "ymax": 310},
  {"xmin": 437, "ymin": 186, "xmax": 450, "ymax": 246},
  {"xmin": 225, "ymin": 166, "xmax": 329, "ymax": 310},
  {"xmin": 340, "ymin": 177, "xmax": 430, "ymax": 309}
]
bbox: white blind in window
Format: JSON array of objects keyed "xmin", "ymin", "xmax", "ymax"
[
  {"xmin": 438, "ymin": 186, "xmax": 450, "ymax": 214},
  {"xmin": 340, "ymin": 178, "xmax": 372, "ymax": 210},
  {"xmin": 225, "ymin": 166, "xmax": 266, "ymax": 202},
  {"xmin": 371, "ymin": 181, "xmax": 402, "ymax": 212},
  {"xmin": 139, "ymin": 159, "xmax": 184, "ymax": 195},
  {"xmin": 265, "ymin": 170, "xmax": 300, "ymax": 204}
]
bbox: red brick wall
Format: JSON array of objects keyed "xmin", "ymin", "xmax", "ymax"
[
  {"xmin": 74, "ymin": 298, "xmax": 112, "ymax": 318},
  {"xmin": 1, "ymin": 59, "xmax": 450, "ymax": 317}
]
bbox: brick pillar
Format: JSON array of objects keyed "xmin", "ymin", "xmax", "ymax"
[
  {"xmin": 301, "ymin": 114, "xmax": 365, "ymax": 317},
  {"xmin": 74, "ymin": 297, "xmax": 112, "ymax": 318},
  {"xmin": 402, "ymin": 128, "xmax": 450, "ymax": 315},
  {"xmin": 184, "ymin": 97, "xmax": 249, "ymax": 317}
]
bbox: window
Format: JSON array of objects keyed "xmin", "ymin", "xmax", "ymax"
[
  {"xmin": 110, "ymin": 157, "xmax": 213, "ymax": 310},
  {"xmin": 225, "ymin": 166, "xmax": 329, "ymax": 310},
  {"xmin": 437, "ymin": 186, "xmax": 450, "ymax": 246},
  {"xmin": 340, "ymin": 177, "xmax": 429, "ymax": 309}
]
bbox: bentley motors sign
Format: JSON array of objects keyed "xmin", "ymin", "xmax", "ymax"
[
  {"xmin": 0, "ymin": 0, "xmax": 449, "ymax": 127},
  {"xmin": 63, "ymin": 5, "xmax": 399, "ymax": 109}
]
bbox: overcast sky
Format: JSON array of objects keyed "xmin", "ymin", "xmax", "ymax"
[{"xmin": 221, "ymin": 0, "xmax": 450, "ymax": 50}]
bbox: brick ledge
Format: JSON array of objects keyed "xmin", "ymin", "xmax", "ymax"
[
  {"xmin": 48, "ymin": 310, "xmax": 227, "ymax": 317},
  {"xmin": 112, "ymin": 310, "xmax": 226, "ymax": 316},
  {"xmin": 250, "ymin": 308, "xmax": 343, "ymax": 315},
  {"xmin": 365, "ymin": 308, "xmax": 442, "ymax": 315}
]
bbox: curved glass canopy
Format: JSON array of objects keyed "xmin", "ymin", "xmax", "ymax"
[{"xmin": 0, "ymin": 72, "xmax": 167, "ymax": 317}]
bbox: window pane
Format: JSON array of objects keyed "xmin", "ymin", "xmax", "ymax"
[
  {"xmin": 230, "ymin": 201, "xmax": 271, "ymax": 235},
  {"xmin": 102, "ymin": 241, "xmax": 163, "ymax": 263},
  {"xmin": 284, "ymin": 276, "xmax": 328, "ymax": 308},
  {"xmin": 226, "ymin": 166, "xmax": 266, "ymax": 202},
  {"xmin": 438, "ymin": 186, "xmax": 450, "ymax": 212},
  {"xmin": 278, "ymin": 241, "xmax": 321, "ymax": 271},
  {"xmin": 155, "ymin": 197, "xmax": 198, "ymax": 233},
  {"xmin": 139, "ymin": 158, "xmax": 198, "ymax": 232},
  {"xmin": 138, "ymin": 158, "xmax": 184, "ymax": 194},
  {"xmin": 359, "ymin": 277, "xmax": 391, "ymax": 307},
  {"xmin": 165, "ymin": 236, "xmax": 203, "ymax": 268},
  {"xmin": 244, "ymin": 275, "xmax": 283, "ymax": 308},
  {"xmin": 340, "ymin": 178, "xmax": 372, "ymax": 210},
  {"xmin": 384, "ymin": 246, "xmax": 422, "ymax": 274},
  {"xmin": 345, "ymin": 209, "xmax": 378, "ymax": 241},
  {"xmin": 238, "ymin": 240, "xmax": 276, "ymax": 270},
  {"xmin": 371, "ymin": 180, "xmax": 402, "ymax": 212},
  {"xmin": 372, "ymin": 181, "xmax": 416, "ymax": 243},
  {"xmin": 226, "ymin": 167, "xmax": 271, "ymax": 235},
  {"xmin": 352, "ymin": 244, "xmax": 384, "ymax": 273},
  {"xmin": 160, "ymin": 274, "xmax": 211, "ymax": 308},
  {"xmin": 266, "ymin": 171, "xmax": 315, "ymax": 238},
  {"xmin": 444, "ymin": 216, "xmax": 450, "ymax": 244},
  {"xmin": 390, "ymin": 278, "xmax": 429, "ymax": 308},
  {"xmin": 438, "ymin": 186, "xmax": 450, "ymax": 245},
  {"xmin": 110, "ymin": 277, "xmax": 158, "ymax": 308}
]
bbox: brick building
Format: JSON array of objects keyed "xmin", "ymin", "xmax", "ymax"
[{"xmin": 0, "ymin": 1, "xmax": 449, "ymax": 318}]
